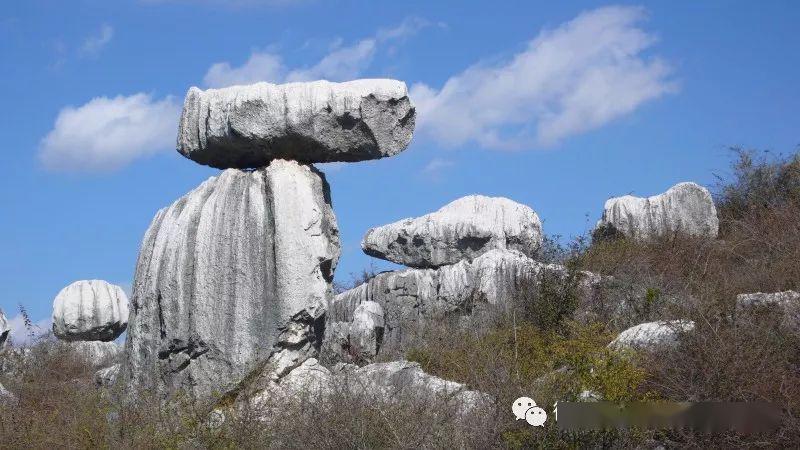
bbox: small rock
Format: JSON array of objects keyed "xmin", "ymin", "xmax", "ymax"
[
  {"xmin": 0, "ymin": 309, "xmax": 9, "ymax": 348},
  {"xmin": 52, "ymin": 280, "xmax": 129, "ymax": 342},
  {"xmin": 177, "ymin": 79, "xmax": 415, "ymax": 169},
  {"xmin": 362, "ymin": 195, "xmax": 543, "ymax": 268},
  {"xmin": 0, "ymin": 381, "xmax": 17, "ymax": 404},
  {"xmin": 94, "ymin": 363, "xmax": 121, "ymax": 387},
  {"xmin": 596, "ymin": 182, "xmax": 718, "ymax": 241},
  {"xmin": 609, "ymin": 320, "xmax": 695, "ymax": 351},
  {"xmin": 737, "ymin": 290, "xmax": 800, "ymax": 332}
]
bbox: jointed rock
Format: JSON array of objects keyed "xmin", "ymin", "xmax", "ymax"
[
  {"xmin": 362, "ymin": 195, "xmax": 543, "ymax": 268},
  {"xmin": 178, "ymin": 79, "xmax": 415, "ymax": 169},
  {"xmin": 596, "ymin": 182, "xmax": 718, "ymax": 241},
  {"xmin": 52, "ymin": 280, "xmax": 129, "ymax": 342}
]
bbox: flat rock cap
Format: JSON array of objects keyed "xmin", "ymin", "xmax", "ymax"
[{"xmin": 177, "ymin": 79, "xmax": 415, "ymax": 169}]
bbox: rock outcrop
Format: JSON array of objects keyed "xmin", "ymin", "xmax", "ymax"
[
  {"xmin": 0, "ymin": 381, "xmax": 16, "ymax": 404},
  {"xmin": 94, "ymin": 363, "xmax": 121, "ymax": 387},
  {"xmin": 737, "ymin": 290, "xmax": 800, "ymax": 332},
  {"xmin": 177, "ymin": 79, "xmax": 415, "ymax": 169},
  {"xmin": 123, "ymin": 159, "xmax": 340, "ymax": 401},
  {"xmin": 609, "ymin": 320, "xmax": 695, "ymax": 351},
  {"xmin": 69, "ymin": 341, "xmax": 123, "ymax": 368},
  {"xmin": 362, "ymin": 195, "xmax": 543, "ymax": 268},
  {"xmin": 596, "ymin": 182, "xmax": 718, "ymax": 241},
  {"xmin": 325, "ymin": 249, "xmax": 602, "ymax": 358},
  {"xmin": 52, "ymin": 280, "xmax": 129, "ymax": 342},
  {"xmin": 244, "ymin": 358, "xmax": 490, "ymax": 418},
  {"xmin": 0, "ymin": 309, "xmax": 9, "ymax": 348}
]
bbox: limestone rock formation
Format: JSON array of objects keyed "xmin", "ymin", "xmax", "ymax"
[
  {"xmin": 123, "ymin": 159, "xmax": 340, "ymax": 401},
  {"xmin": 0, "ymin": 381, "xmax": 16, "ymax": 404},
  {"xmin": 52, "ymin": 280, "xmax": 129, "ymax": 342},
  {"xmin": 325, "ymin": 249, "xmax": 602, "ymax": 357},
  {"xmin": 596, "ymin": 182, "xmax": 718, "ymax": 241},
  {"xmin": 69, "ymin": 341, "xmax": 123, "ymax": 368},
  {"xmin": 94, "ymin": 363, "xmax": 121, "ymax": 387},
  {"xmin": 177, "ymin": 79, "xmax": 415, "ymax": 169},
  {"xmin": 362, "ymin": 195, "xmax": 543, "ymax": 268},
  {"xmin": 737, "ymin": 290, "xmax": 800, "ymax": 332},
  {"xmin": 0, "ymin": 309, "xmax": 9, "ymax": 348},
  {"xmin": 609, "ymin": 320, "xmax": 695, "ymax": 351},
  {"xmin": 736, "ymin": 290, "xmax": 800, "ymax": 308},
  {"xmin": 245, "ymin": 358, "xmax": 490, "ymax": 417}
]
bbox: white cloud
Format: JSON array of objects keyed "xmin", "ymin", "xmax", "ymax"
[
  {"xmin": 421, "ymin": 157, "xmax": 454, "ymax": 181},
  {"xmin": 39, "ymin": 93, "xmax": 180, "ymax": 172},
  {"xmin": 203, "ymin": 17, "xmax": 436, "ymax": 88},
  {"xmin": 411, "ymin": 6, "xmax": 677, "ymax": 149},
  {"xmin": 80, "ymin": 24, "xmax": 114, "ymax": 56},
  {"xmin": 5, "ymin": 313, "xmax": 52, "ymax": 346}
]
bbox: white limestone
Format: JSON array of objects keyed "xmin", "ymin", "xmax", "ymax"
[
  {"xmin": 178, "ymin": 79, "xmax": 415, "ymax": 168},
  {"xmin": 609, "ymin": 320, "xmax": 695, "ymax": 351},
  {"xmin": 123, "ymin": 160, "xmax": 340, "ymax": 401},
  {"xmin": 326, "ymin": 249, "xmax": 602, "ymax": 355},
  {"xmin": 0, "ymin": 309, "xmax": 9, "ymax": 348},
  {"xmin": 94, "ymin": 363, "xmax": 121, "ymax": 387},
  {"xmin": 362, "ymin": 195, "xmax": 543, "ymax": 268},
  {"xmin": 52, "ymin": 280, "xmax": 129, "ymax": 342},
  {"xmin": 596, "ymin": 182, "xmax": 719, "ymax": 241},
  {"xmin": 69, "ymin": 340, "xmax": 123, "ymax": 368}
]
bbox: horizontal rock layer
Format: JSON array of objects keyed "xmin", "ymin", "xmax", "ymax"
[
  {"xmin": 123, "ymin": 160, "xmax": 340, "ymax": 401},
  {"xmin": 52, "ymin": 279, "xmax": 129, "ymax": 342},
  {"xmin": 325, "ymin": 249, "xmax": 601, "ymax": 356},
  {"xmin": 178, "ymin": 79, "xmax": 415, "ymax": 169},
  {"xmin": 362, "ymin": 195, "xmax": 543, "ymax": 268},
  {"xmin": 597, "ymin": 182, "xmax": 718, "ymax": 241}
]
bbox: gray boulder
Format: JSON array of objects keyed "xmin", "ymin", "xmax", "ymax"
[
  {"xmin": 52, "ymin": 280, "xmax": 129, "ymax": 342},
  {"xmin": 325, "ymin": 249, "xmax": 602, "ymax": 357},
  {"xmin": 123, "ymin": 159, "xmax": 340, "ymax": 402},
  {"xmin": 609, "ymin": 320, "xmax": 695, "ymax": 351},
  {"xmin": 94, "ymin": 363, "xmax": 121, "ymax": 387},
  {"xmin": 0, "ymin": 309, "xmax": 9, "ymax": 348},
  {"xmin": 596, "ymin": 182, "xmax": 718, "ymax": 241},
  {"xmin": 737, "ymin": 290, "xmax": 800, "ymax": 332},
  {"xmin": 0, "ymin": 381, "xmax": 16, "ymax": 404},
  {"xmin": 245, "ymin": 358, "xmax": 489, "ymax": 418},
  {"xmin": 362, "ymin": 195, "xmax": 543, "ymax": 268},
  {"xmin": 177, "ymin": 79, "xmax": 415, "ymax": 169}
]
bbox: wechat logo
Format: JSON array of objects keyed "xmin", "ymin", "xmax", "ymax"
[{"xmin": 512, "ymin": 396, "xmax": 547, "ymax": 427}]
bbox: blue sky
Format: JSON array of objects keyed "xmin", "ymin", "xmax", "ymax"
[{"xmin": 2, "ymin": 0, "xmax": 799, "ymax": 339}]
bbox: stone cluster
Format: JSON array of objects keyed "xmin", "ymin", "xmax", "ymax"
[{"xmin": 122, "ymin": 79, "xmax": 416, "ymax": 402}]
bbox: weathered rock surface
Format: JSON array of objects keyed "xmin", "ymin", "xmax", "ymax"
[
  {"xmin": 0, "ymin": 309, "xmax": 9, "ymax": 348},
  {"xmin": 325, "ymin": 249, "xmax": 602, "ymax": 357},
  {"xmin": 69, "ymin": 341, "xmax": 123, "ymax": 368},
  {"xmin": 94, "ymin": 363, "xmax": 121, "ymax": 387},
  {"xmin": 178, "ymin": 79, "xmax": 415, "ymax": 169},
  {"xmin": 246, "ymin": 358, "xmax": 490, "ymax": 416},
  {"xmin": 0, "ymin": 381, "xmax": 16, "ymax": 404},
  {"xmin": 609, "ymin": 320, "xmax": 695, "ymax": 351},
  {"xmin": 737, "ymin": 290, "xmax": 800, "ymax": 332},
  {"xmin": 362, "ymin": 195, "xmax": 543, "ymax": 268},
  {"xmin": 325, "ymin": 301, "xmax": 385, "ymax": 363},
  {"xmin": 123, "ymin": 159, "xmax": 340, "ymax": 402},
  {"xmin": 52, "ymin": 280, "xmax": 129, "ymax": 342},
  {"xmin": 736, "ymin": 290, "xmax": 800, "ymax": 308},
  {"xmin": 596, "ymin": 182, "xmax": 719, "ymax": 241}
]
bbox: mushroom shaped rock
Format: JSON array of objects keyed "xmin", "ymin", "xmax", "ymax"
[
  {"xmin": 362, "ymin": 195, "xmax": 543, "ymax": 268},
  {"xmin": 596, "ymin": 182, "xmax": 718, "ymax": 241},
  {"xmin": 52, "ymin": 280, "xmax": 129, "ymax": 342},
  {"xmin": 177, "ymin": 79, "xmax": 415, "ymax": 169}
]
